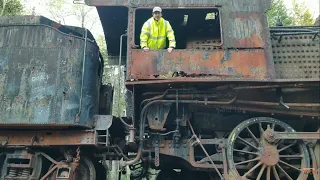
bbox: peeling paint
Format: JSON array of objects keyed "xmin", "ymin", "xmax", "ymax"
[
  {"xmin": 221, "ymin": 50, "xmax": 231, "ymax": 64},
  {"xmin": 130, "ymin": 49, "xmax": 268, "ymax": 79},
  {"xmin": 250, "ymin": 66, "xmax": 267, "ymax": 79},
  {"xmin": 231, "ymin": 17, "xmax": 262, "ymax": 41}
]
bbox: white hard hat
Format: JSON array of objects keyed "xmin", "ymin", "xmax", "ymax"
[{"xmin": 153, "ymin": 7, "xmax": 162, "ymax": 13}]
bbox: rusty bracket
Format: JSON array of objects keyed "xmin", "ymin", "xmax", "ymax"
[
  {"xmin": 154, "ymin": 145, "xmax": 160, "ymax": 167},
  {"xmin": 39, "ymin": 151, "xmax": 79, "ymax": 180},
  {"xmin": 4, "ymin": 153, "xmax": 35, "ymax": 168},
  {"xmin": 153, "ymin": 136, "xmax": 160, "ymax": 167}
]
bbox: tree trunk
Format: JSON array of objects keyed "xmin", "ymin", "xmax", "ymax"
[{"xmin": 0, "ymin": 0, "xmax": 7, "ymax": 16}]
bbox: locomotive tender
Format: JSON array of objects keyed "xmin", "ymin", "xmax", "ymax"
[{"xmin": 1, "ymin": 0, "xmax": 320, "ymax": 179}]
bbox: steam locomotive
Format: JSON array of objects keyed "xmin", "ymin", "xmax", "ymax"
[{"xmin": 0, "ymin": 0, "xmax": 319, "ymax": 179}]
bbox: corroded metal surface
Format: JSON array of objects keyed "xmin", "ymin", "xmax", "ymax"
[
  {"xmin": 85, "ymin": 0, "xmax": 270, "ymax": 10},
  {"xmin": 186, "ymin": 38, "xmax": 221, "ymax": 50},
  {"xmin": 129, "ymin": 49, "xmax": 268, "ymax": 79},
  {"xmin": 271, "ymin": 33, "xmax": 320, "ymax": 79},
  {"xmin": 147, "ymin": 103, "xmax": 171, "ymax": 130},
  {"xmin": 0, "ymin": 16, "xmax": 101, "ymax": 127},
  {"xmin": 157, "ymin": 139, "xmax": 226, "ymax": 170},
  {"xmin": 0, "ymin": 130, "xmax": 96, "ymax": 146}
]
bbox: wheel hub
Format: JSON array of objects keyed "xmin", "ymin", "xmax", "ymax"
[
  {"xmin": 263, "ymin": 125, "xmax": 276, "ymax": 143},
  {"xmin": 260, "ymin": 145, "xmax": 279, "ymax": 166}
]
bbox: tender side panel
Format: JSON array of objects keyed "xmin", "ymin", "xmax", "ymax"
[{"xmin": 0, "ymin": 18, "xmax": 100, "ymax": 127}]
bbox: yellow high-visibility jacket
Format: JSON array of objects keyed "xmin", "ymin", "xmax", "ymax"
[{"xmin": 140, "ymin": 17, "xmax": 176, "ymax": 50}]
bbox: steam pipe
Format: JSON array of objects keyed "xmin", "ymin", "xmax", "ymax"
[
  {"xmin": 120, "ymin": 143, "xmax": 142, "ymax": 167},
  {"xmin": 117, "ymin": 32, "xmax": 134, "ymax": 129},
  {"xmin": 77, "ymin": 28, "xmax": 88, "ymax": 120},
  {"xmin": 270, "ymin": 28, "xmax": 319, "ymax": 32},
  {"xmin": 271, "ymin": 32, "xmax": 319, "ymax": 36}
]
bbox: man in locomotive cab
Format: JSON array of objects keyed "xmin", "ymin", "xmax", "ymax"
[{"xmin": 140, "ymin": 6, "xmax": 176, "ymax": 53}]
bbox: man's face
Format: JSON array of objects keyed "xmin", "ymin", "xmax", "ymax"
[{"xmin": 153, "ymin": 11, "xmax": 162, "ymax": 20}]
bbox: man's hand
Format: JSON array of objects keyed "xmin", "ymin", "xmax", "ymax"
[
  {"xmin": 167, "ymin": 47, "xmax": 173, "ymax": 53},
  {"xmin": 143, "ymin": 47, "xmax": 149, "ymax": 52}
]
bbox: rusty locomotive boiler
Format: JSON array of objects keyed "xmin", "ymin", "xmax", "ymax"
[{"xmin": 1, "ymin": 0, "xmax": 320, "ymax": 180}]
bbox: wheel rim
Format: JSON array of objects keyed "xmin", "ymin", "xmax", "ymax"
[
  {"xmin": 48, "ymin": 157, "xmax": 96, "ymax": 180},
  {"xmin": 227, "ymin": 117, "xmax": 310, "ymax": 180}
]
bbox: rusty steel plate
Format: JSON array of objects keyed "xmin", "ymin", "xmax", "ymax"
[
  {"xmin": 271, "ymin": 34, "xmax": 320, "ymax": 79},
  {"xmin": 129, "ymin": 49, "xmax": 269, "ymax": 80},
  {"xmin": 0, "ymin": 130, "xmax": 96, "ymax": 146}
]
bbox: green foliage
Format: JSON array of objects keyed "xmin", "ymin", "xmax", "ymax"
[
  {"xmin": 111, "ymin": 66, "xmax": 126, "ymax": 117},
  {"xmin": 96, "ymin": 35, "xmax": 107, "ymax": 60},
  {"xmin": 46, "ymin": 0, "xmax": 96, "ymax": 28},
  {"xmin": 71, "ymin": 2, "xmax": 96, "ymax": 28},
  {"xmin": 267, "ymin": 0, "xmax": 294, "ymax": 26},
  {"xmin": 96, "ymin": 35, "xmax": 126, "ymax": 117},
  {"xmin": 291, "ymin": 0, "xmax": 315, "ymax": 25},
  {"xmin": 46, "ymin": 0, "xmax": 73, "ymax": 25},
  {"xmin": 0, "ymin": 0, "xmax": 23, "ymax": 16},
  {"xmin": 267, "ymin": 0, "xmax": 315, "ymax": 26}
]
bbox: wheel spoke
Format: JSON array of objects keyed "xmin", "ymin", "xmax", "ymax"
[
  {"xmin": 257, "ymin": 164, "xmax": 266, "ymax": 180},
  {"xmin": 238, "ymin": 137, "xmax": 259, "ymax": 151},
  {"xmin": 278, "ymin": 141, "xmax": 296, "ymax": 153},
  {"xmin": 259, "ymin": 123, "xmax": 264, "ymax": 135},
  {"xmin": 279, "ymin": 154, "xmax": 302, "ymax": 158},
  {"xmin": 266, "ymin": 166, "xmax": 271, "ymax": 180},
  {"xmin": 272, "ymin": 166, "xmax": 280, "ymax": 180},
  {"xmin": 235, "ymin": 157, "xmax": 260, "ymax": 166},
  {"xmin": 242, "ymin": 161, "xmax": 262, "ymax": 178},
  {"xmin": 271, "ymin": 123, "xmax": 275, "ymax": 130},
  {"xmin": 233, "ymin": 149, "xmax": 259, "ymax": 156},
  {"xmin": 279, "ymin": 160, "xmax": 301, "ymax": 172},
  {"xmin": 276, "ymin": 164, "xmax": 293, "ymax": 180},
  {"xmin": 246, "ymin": 127, "xmax": 260, "ymax": 146},
  {"xmin": 277, "ymin": 139, "xmax": 284, "ymax": 147}
]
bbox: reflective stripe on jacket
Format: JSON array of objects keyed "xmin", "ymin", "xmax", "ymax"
[{"xmin": 140, "ymin": 17, "xmax": 176, "ymax": 50}]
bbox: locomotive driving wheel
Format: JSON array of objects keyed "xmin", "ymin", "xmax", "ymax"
[{"xmin": 226, "ymin": 117, "xmax": 310, "ymax": 180}]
